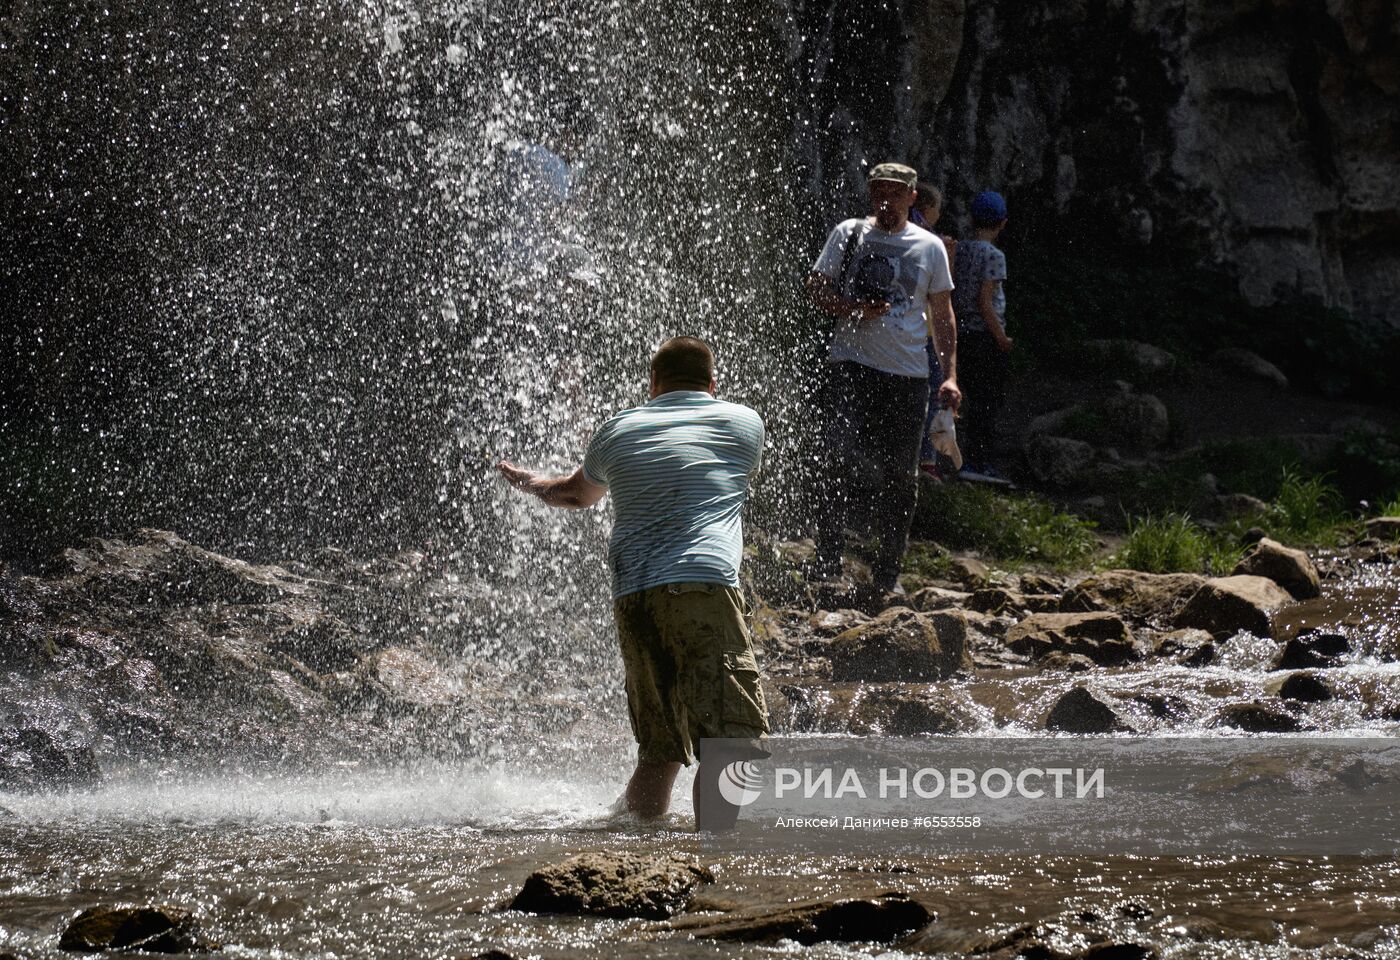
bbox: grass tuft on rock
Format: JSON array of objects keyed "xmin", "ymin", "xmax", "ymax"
[
  {"xmin": 1265, "ymin": 468, "xmax": 1345, "ymax": 542},
  {"xmin": 914, "ymin": 483, "xmax": 1097, "ymax": 570},
  {"xmin": 1114, "ymin": 513, "xmax": 1240, "ymax": 575}
]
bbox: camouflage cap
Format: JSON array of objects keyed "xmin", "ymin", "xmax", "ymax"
[{"xmin": 867, "ymin": 162, "xmax": 917, "ymax": 187}]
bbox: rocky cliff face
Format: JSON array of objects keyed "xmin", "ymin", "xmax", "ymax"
[{"xmin": 786, "ymin": 0, "xmax": 1400, "ymax": 330}]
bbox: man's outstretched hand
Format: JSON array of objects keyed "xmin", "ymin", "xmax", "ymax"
[
  {"xmin": 496, "ymin": 461, "xmax": 606, "ymax": 509},
  {"xmin": 497, "ymin": 460, "xmax": 540, "ymax": 495}
]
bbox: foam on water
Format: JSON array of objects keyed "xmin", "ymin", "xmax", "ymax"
[{"xmin": 0, "ymin": 756, "xmax": 693, "ymax": 831}]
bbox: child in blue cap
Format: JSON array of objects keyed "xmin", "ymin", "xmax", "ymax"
[{"xmin": 951, "ymin": 190, "xmax": 1012, "ymax": 484}]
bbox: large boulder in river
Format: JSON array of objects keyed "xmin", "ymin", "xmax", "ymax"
[
  {"xmin": 669, "ymin": 892, "xmax": 931, "ymax": 944},
  {"xmin": 510, "ymin": 852, "xmax": 712, "ymax": 920},
  {"xmin": 1060, "ymin": 570, "xmax": 1207, "ymax": 623},
  {"xmin": 1045, "ymin": 686, "xmax": 1136, "ymax": 733},
  {"xmin": 59, "ymin": 904, "xmax": 218, "ymax": 953},
  {"xmin": 1210, "ymin": 701, "xmax": 1308, "ymax": 733},
  {"xmin": 1231, "ymin": 537, "xmax": 1321, "ymax": 600},
  {"xmin": 829, "ymin": 608, "xmax": 969, "ymax": 681},
  {"xmin": 1006, "ymin": 612, "xmax": 1137, "ymax": 665},
  {"xmin": 1273, "ymin": 631, "xmax": 1350, "ymax": 669},
  {"xmin": 1173, "ymin": 575, "xmax": 1293, "ymax": 639}
]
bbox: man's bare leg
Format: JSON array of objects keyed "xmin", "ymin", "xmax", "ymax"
[
  {"xmin": 624, "ymin": 760, "xmax": 682, "ymax": 818},
  {"xmin": 693, "ymin": 756, "xmax": 741, "ymax": 832}
]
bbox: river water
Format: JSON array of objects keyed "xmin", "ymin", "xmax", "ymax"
[
  {"xmin": 4, "ymin": 767, "xmax": 1400, "ymax": 958},
  {"xmin": 3, "ymin": 559, "xmax": 1398, "ymax": 957}
]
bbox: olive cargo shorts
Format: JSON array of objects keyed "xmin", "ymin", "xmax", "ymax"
[{"xmin": 613, "ymin": 581, "xmax": 770, "ymax": 765}]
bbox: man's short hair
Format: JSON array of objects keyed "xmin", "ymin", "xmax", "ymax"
[{"xmin": 652, "ymin": 336, "xmax": 714, "ymax": 389}]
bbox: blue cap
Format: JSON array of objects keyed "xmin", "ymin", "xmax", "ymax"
[{"xmin": 971, "ymin": 190, "xmax": 1008, "ymax": 225}]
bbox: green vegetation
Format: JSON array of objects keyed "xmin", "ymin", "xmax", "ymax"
[
  {"xmin": 901, "ymin": 540, "xmax": 953, "ymax": 579},
  {"xmin": 1096, "ymin": 438, "xmax": 1305, "ymax": 521},
  {"xmin": 1114, "ymin": 513, "xmax": 1241, "ymax": 575},
  {"xmin": 1380, "ymin": 492, "xmax": 1400, "ymax": 518},
  {"xmin": 911, "ymin": 466, "xmax": 1361, "ymax": 578},
  {"xmin": 1111, "ymin": 469, "xmax": 1354, "ymax": 574},
  {"xmin": 1266, "ymin": 468, "xmax": 1344, "ymax": 542},
  {"xmin": 913, "ymin": 483, "xmax": 1097, "ymax": 570}
]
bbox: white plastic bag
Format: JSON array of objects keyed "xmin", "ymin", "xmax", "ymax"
[{"xmin": 927, "ymin": 407, "xmax": 963, "ymax": 470}]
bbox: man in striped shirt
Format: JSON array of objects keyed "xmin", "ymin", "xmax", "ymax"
[{"xmin": 497, "ymin": 337, "xmax": 768, "ymax": 827}]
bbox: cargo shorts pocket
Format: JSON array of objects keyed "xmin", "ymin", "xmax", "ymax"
[{"xmin": 720, "ymin": 649, "xmax": 769, "ymax": 732}]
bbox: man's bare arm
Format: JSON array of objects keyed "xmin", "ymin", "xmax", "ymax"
[
  {"xmin": 497, "ymin": 462, "xmax": 606, "ymax": 509},
  {"xmin": 927, "ymin": 288, "xmax": 962, "ymax": 412},
  {"xmin": 980, "ymin": 280, "xmax": 1012, "ymax": 351}
]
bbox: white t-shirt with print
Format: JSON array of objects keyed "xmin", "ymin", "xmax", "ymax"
[{"xmin": 813, "ymin": 218, "xmax": 954, "ymax": 378}]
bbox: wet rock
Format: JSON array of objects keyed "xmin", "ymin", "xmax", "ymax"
[
  {"xmin": 849, "ymin": 687, "xmax": 969, "ymax": 735},
  {"xmin": 1365, "ymin": 517, "xmax": 1400, "ymax": 541},
  {"xmin": 0, "ymin": 724, "xmax": 101, "ymax": 792},
  {"xmin": 668, "ymin": 891, "xmax": 930, "ymax": 944},
  {"xmin": 1045, "ymin": 686, "xmax": 1136, "ymax": 734},
  {"xmin": 1210, "ymin": 348, "xmax": 1288, "ymax": 389},
  {"xmin": 967, "ymin": 587, "xmax": 1013, "ymax": 614},
  {"xmin": 56, "ymin": 529, "xmax": 306, "ymax": 607},
  {"xmin": 968, "ymin": 589, "xmax": 1059, "ymax": 615},
  {"xmin": 963, "ymin": 609, "xmax": 1012, "ymax": 640},
  {"xmin": 1231, "ymin": 537, "xmax": 1321, "ymax": 600},
  {"xmin": 1019, "ymin": 573, "xmax": 1066, "ymax": 595},
  {"xmin": 360, "ymin": 646, "xmax": 457, "ymax": 711},
  {"xmin": 829, "ymin": 608, "xmax": 969, "ymax": 682},
  {"xmin": 1152, "ymin": 628, "xmax": 1216, "ymax": 666},
  {"xmin": 1006, "ymin": 613, "xmax": 1137, "ymax": 666},
  {"xmin": 1026, "ymin": 435, "xmax": 1095, "ymax": 489},
  {"xmin": 1132, "ymin": 692, "xmax": 1191, "ymax": 721},
  {"xmin": 808, "ymin": 609, "xmax": 869, "ymax": 637},
  {"xmin": 1082, "ymin": 946, "xmax": 1156, "ymax": 960},
  {"xmin": 1173, "ymin": 575, "xmax": 1293, "ymax": 639},
  {"xmin": 1273, "ymin": 630, "xmax": 1350, "ymax": 669},
  {"xmin": 1210, "ymin": 701, "xmax": 1307, "ymax": 733},
  {"xmin": 909, "ymin": 585, "xmax": 971, "ymax": 611},
  {"xmin": 946, "ymin": 557, "xmax": 990, "ymax": 589},
  {"xmin": 509, "ymin": 852, "xmax": 712, "ymax": 920},
  {"xmin": 1039, "ymin": 651, "xmax": 1096, "ymax": 672},
  {"xmin": 267, "ymin": 615, "xmax": 365, "ymax": 673},
  {"xmin": 1278, "ymin": 672, "xmax": 1333, "ymax": 703},
  {"xmin": 58, "ymin": 904, "xmax": 217, "ymax": 953},
  {"xmin": 1060, "ymin": 571, "xmax": 1206, "ymax": 624}
]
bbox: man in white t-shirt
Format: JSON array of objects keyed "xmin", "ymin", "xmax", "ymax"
[{"xmin": 805, "ymin": 163, "xmax": 961, "ymax": 595}]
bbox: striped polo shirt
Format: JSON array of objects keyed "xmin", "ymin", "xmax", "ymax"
[{"xmin": 582, "ymin": 390, "xmax": 765, "ymax": 598}]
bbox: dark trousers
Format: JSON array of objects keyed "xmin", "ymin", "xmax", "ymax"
[
  {"xmin": 814, "ymin": 361, "xmax": 929, "ymax": 587},
  {"xmin": 958, "ymin": 331, "xmax": 1009, "ymax": 468}
]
